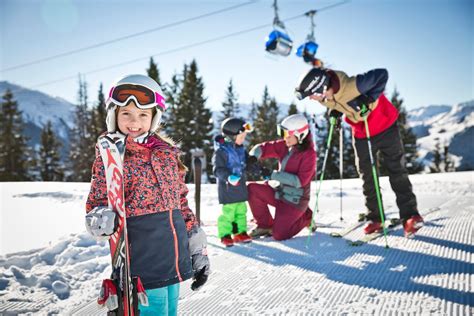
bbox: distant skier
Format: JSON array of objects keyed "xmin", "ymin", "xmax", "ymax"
[
  {"xmin": 247, "ymin": 114, "xmax": 317, "ymax": 241},
  {"xmin": 85, "ymin": 74, "xmax": 210, "ymax": 315},
  {"xmin": 295, "ymin": 67, "xmax": 424, "ymax": 237},
  {"xmin": 212, "ymin": 117, "xmax": 254, "ymax": 247}
]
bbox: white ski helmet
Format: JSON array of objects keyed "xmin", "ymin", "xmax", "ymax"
[
  {"xmin": 105, "ymin": 74, "xmax": 167, "ymax": 133},
  {"xmin": 278, "ymin": 114, "xmax": 310, "ymax": 143}
]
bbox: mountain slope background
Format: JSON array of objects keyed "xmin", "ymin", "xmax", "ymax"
[{"xmin": 1, "ymin": 81, "xmax": 473, "ymax": 172}]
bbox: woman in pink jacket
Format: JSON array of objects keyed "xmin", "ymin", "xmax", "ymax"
[{"xmin": 248, "ymin": 114, "xmax": 317, "ymax": 241}]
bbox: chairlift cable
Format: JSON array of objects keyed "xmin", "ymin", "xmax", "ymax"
[
  {"xmin": 1, "ymin": 0, "xmax": 259, "ymax": 73},
  {"xmin": 21, "ymin": 1, "xmax": 350, "ymax": 91}
]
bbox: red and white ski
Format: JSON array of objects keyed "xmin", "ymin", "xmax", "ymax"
[{"xmin": 97, "ymin": 134, "xmax": 147, "ymax": 315}]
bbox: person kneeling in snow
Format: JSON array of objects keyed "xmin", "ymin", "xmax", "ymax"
[{"xmin": 248, "ymin": 114, "xmax": 317, "ymax": 241}]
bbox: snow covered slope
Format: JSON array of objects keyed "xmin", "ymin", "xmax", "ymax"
[{"xmin": 0, "ymin": 172, "xmax": 473, "ymax": 314}]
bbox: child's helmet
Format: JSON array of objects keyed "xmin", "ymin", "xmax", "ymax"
[
  {"xmin": 221, "ymin": 118, "xmax": 253, "ymax": 137},
  {"xmin": 105, "ymin": 74, "xmax": 166, "ymax": 133},
  {"xmin": 294, "ymin": 67, "xmax": 330, "ymax": 100},
  {"xmin": 278, "ymin": 114, "xmax": 310, "ymax": 143}
]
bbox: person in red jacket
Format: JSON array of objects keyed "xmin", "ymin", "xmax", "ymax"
[
  {"xmin": 295, "ymin": 67, "xmax": 423, "ymax": 237},
  {"xmin": 247, "ymin": 114, "xmax": 317, "ymax": 241}
]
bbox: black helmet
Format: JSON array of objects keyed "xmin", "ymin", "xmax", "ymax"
[
  {"xmin": 294, "ymin": 67, "xmax": 330, "ymax": 100},
  {"xmin": 221, "ymin": 117, "xmax": 253, "ymax": 136}
]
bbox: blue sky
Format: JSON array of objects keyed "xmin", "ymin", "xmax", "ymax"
[{"xmin": 1, "ymin": 0, "xmax": 472, "ymax": 113}]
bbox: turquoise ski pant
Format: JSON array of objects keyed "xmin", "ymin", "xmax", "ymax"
[
  {"xmin": 218, "ymin": 201, "xmax": 248, "ymax": 238},
  {"xmin": 139, "ymin": 283, "xmax": 179, "ymax": 316}
]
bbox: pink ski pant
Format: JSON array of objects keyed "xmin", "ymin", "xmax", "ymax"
[{"xmin": 248, "ymin": 183, "xmax": 312, "ymax": 241}]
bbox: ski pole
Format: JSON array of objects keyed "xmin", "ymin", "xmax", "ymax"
[
  {"xmin": 339, "ymin": 126, "xmax": 343, "ymax": 221},
  {"xmin": 306, "ymin": 116, "xmax": 336, "ymax": 248},
  {"xmin": 361, "ymin": 104, "xmax": 389, "ymax": 248}
]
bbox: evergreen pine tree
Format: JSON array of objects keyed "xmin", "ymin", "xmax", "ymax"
[
  {"xmin": 379, "ymin": 88, "xmax": 421, "ymax": 175},
  {"xmin": 146, "ymin": 57, "xmax": 162, "ymax": 86},
  {"xmin": 173, "ymin": 60, "xmax": 213, "ymax": 182},
  {"xmin": 316, "ymin": 112, "xmax": 341, "ymax": 180},
  {"xmin": 288, "ymin": 102, "xmax": 298, "ymax": 115},
  {"xmin": 68, "ymin": 76, "xmax": 95, "ymax": 182},
  {"xmin": 430, "ymin": 140, "xmax": 442, "ymax": 173},
  {"xmin": 443, "ymin": 144, "xmax": 454, "ymax": 172},
  {"xmin": 163, "ymin": 72, "xmax": 185, "ymax": 135},
  {"xmin": 249, "ymin": 101, "xmax": 258, "ymax": 124},
  {"xmin": 94, "ymin": 83, "xmax": 107, "ymax": 135},
  {"xmin": 0, "ymin": 89, "xmax": 30, "ymax": 181},
  {"xmin": 312, "ymin": 114, "xmax": 357, "ymax": 180},
  {"xmin": 250, "ymin": 87, "xmax": 279, "ymax": 170},
  {"xmin": 39, "ymin": 121, "xmax": 64, "ymax": 181},
  {"xmin": 219, "ymin": 79, "xmax": 240, "ymax": 126},
  {"xmin": 250, "ymin": 86, "xmax": 279, "ymax": 146}
]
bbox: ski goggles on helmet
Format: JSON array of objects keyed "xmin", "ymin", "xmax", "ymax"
[
  {"xmin": 277, "ymin": 123, "xmax": 309, "ymax": 138},
  {"xmin": 106, "ymin": 84, "xmax": 166, "ymax": 110}
]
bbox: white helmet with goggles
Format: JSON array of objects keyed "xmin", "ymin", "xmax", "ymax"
[
  {"xmin": 105, "ymin": 74, "xmax": 167, "ymax": 133},
  {"xmin": 277, "ymin": 114, "xmax": 310, "ymax": 144}
]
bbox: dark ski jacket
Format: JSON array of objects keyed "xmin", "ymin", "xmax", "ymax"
[
  {"xmin": 253, "ymin": 136, "xmax": 317, "ymax": 211},
  {"xmin": 86, "ymin": 135, "xmax": 195, "ymax": 289},
  {"xmin": 212, "ymin": 135, "xmax": 249, "ymax": 204},
  {"xmin": 320, "ymin": 69, "xmax": 399, "ymax": 138}
]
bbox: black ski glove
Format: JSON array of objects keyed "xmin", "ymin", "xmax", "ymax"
[
  {"xmin": 349, "ymin": 94, "xmax": 374, "ymax": 116},
  {"xmin": 188, "ymin": 227, "xmax": 210, "ymax": 291},
  {"xmin": 328, "ymin": 109, "xmax": 343, "ymax": 131},
  {"xmin": 261, "ymin": 167, "xmax": 272, "ymax": 180}
]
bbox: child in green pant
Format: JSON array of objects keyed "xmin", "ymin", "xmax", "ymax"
[{"xmin": 212, "ymin": 118, "xmax": 253, "ymax": 247}]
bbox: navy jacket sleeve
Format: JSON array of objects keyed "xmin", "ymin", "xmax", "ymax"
[
  {"xmin": 355, "ymin": 69, "xmax": 389, "ymax": 101},
  {"xmin": 212, "ymin": 149, "xmax": 230, "ymax": 182}
]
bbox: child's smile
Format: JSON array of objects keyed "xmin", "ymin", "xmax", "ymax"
[{"xmin": 117, "ymin": 101, "xmax": 153, "ymax": 138}]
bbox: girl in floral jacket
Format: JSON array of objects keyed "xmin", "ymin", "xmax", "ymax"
[{"xmin": 85, "ymin": 74, "xmax": 210, "ymax": 315}]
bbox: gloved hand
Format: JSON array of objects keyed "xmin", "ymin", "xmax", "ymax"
[
  {"xmin": 261, "ymin": 167, "xmax": 272, "ymax": 180},
  {"xmin": 85, "ymin": 206, "xmax": 118, "ymax": 241},
  {"xmin": 328, "ymin": 109, "xmax": 343, "ymax": 131},
  {"xmin": 249, "ymin": 144, "xmax": 262, "ymax": 159},
  {"xmin": 267, "ymin": 179, "xmax": 281, "ymax": 189},
  {"xmin": 227, "ymin": 174, "xmax": 241, "ymax": 186},
  {"xmin": 349, "ymin": 94, "xmax": 374, "ymax": 116},
  {"xmin": 188, "ymin": 227, "xmax": 210, "ymax": 291}
]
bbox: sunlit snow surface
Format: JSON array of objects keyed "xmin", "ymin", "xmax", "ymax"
[{"xmin": 0, "ymin": 172, "xmax": 473, "ymax": 315}]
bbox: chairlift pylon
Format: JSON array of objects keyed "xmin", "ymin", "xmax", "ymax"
[{"xmin": 265, "ymin": 0, "xmax": 293, "ymax": 57}]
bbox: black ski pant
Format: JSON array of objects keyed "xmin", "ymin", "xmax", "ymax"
[{"xmin": 353, "ymin": 122, "xmax": 419, "ymax": 222}]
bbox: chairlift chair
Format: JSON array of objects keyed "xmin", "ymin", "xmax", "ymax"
[
  {"xmin": 265, "ymin": 0, "xmax": 293, "ymax": 57},
  {"xmin": 265, "ymin": 27, "xmax": 293, "ymax": 56}
]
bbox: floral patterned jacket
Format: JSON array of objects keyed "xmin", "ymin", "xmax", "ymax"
[{"xmin": 86, "ymin": 134, "xmax": 196, "ymax": 289}]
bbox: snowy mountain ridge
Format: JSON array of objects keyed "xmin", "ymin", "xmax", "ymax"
[
  {"xmin": 407, "ymin": 100, "xmax": 474, "ymax": 170},
  {"xmin": 1, "ymin": 81, "xmax": 472, "ymax": 170},
  {"xmin": 0, "ymin": 81, "xmax": 75, "ymax": 153}
]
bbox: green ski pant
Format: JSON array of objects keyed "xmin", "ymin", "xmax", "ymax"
[{"xmin": 218, "ymin": 202, "xmax": 248, "ymax": 238}]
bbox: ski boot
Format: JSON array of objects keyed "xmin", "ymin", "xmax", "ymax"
[
  {"xmin": 363, "ymin": 221, "xmax": 383, "ymax": 234},
  {"xmin": 233, "ymin": 232, "xmax": 252, "ymax": 243},
  {"xmin": 221, "ymin": 235, "xmax": 234, "ymax": 247},
  {"xmin": 403, "ymin": 215, "xmax": 424, "ymax": 238},
  {"xmin": 249, "ymin": 227, "xmax": 272, "ymax": 238}
]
